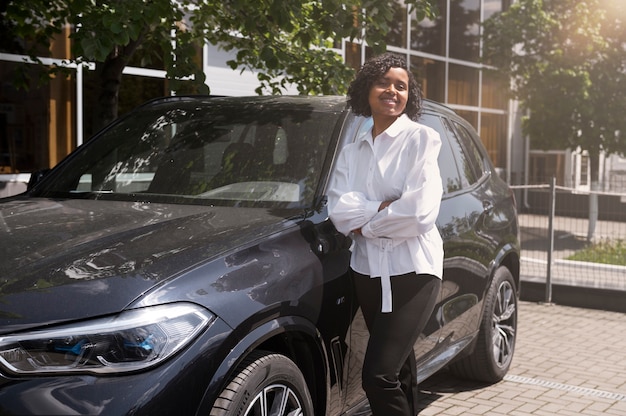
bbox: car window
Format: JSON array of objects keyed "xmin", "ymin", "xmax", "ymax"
[
  {"xmin": 451, "ymin": 121, "xmax": 490, "ymax": 181},
  {"xmin": 419, "ymin": 113, "xmax": 465, "ymax": 194},
  {"xmin": 36, "ymin": 102, "xmax": 340, "ymax": 208},
  {"xmin": 439, "ymin": 117, "xmax": 482, "ymax": 186}
]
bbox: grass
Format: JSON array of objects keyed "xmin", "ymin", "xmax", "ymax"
[{"xmin": 566, "ymin": 239, "xmax": 626, "ymax": 266}]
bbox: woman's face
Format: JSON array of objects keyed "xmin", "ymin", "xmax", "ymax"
[{"xmin": 368, "ymin": 66, "xmax": 410, "ymax": 120}]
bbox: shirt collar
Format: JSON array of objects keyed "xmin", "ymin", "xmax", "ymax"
[
  {"xmin": 359, "ymin": 113, "xmax": 412, "ymax": 141},
  {"xmin": 356, "ymin": 113, "xmax": 413, "ymax": 147},
  {"xmin": 383, "ymin": 114, "xmax": 412, "ymax": 138}
]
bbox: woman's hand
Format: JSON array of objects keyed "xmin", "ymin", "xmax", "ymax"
[
  {"xmin": 352, "ymin": 201, "xmax": 393, "ymax": 235},
  {"xmin": 378, "ymin": 201, "xmax": 393, "ymax": 211}
]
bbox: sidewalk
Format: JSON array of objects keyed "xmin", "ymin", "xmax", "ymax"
[{"xmin": 416, "ymin": 301, "xmax": 626, "ymax": 415}]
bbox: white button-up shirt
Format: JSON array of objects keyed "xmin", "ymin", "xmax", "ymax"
[{"xmin": 328, "ymin": 114, "xmax": 444, "ymax": 312}]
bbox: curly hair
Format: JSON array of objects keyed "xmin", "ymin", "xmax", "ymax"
[{"xmin": 347, "ymin": 53, "xmax": 423, "ymax": 121}]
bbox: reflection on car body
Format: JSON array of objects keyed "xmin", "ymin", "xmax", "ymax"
[{"xmin": 0, "ymin": 95, "xmax": 519, "ymax": 416}]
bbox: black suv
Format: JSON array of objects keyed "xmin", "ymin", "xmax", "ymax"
[{"xmin": 0, "ymin": 96, "xmax": 519, "ymax": 416}]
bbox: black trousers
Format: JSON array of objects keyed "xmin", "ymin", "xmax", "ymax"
[{"xmin": 352, "ymin": 270, "xmax": 441, "ymax": 416}]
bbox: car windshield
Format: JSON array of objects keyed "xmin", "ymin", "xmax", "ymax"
[{"xmin": 33, "ymin": 98, "xmax": 344, "ymax": 209}]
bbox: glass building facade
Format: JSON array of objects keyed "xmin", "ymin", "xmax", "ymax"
[{"xmin": 0, "ymin": 0, "xmax": 515, "ymax": 192}]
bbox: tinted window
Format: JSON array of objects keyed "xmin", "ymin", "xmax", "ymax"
[
  {"xmin": 419, "ymin": 114, "xmax": 464, "ymax": 194},
  {"xmin": 441, "ymin": 117, "xmax": 478, "ymax": 186},
  {"xmin": 35, "ymin": 101, "xmax": 340, "ymax": 208},
  {"xmin": 452, "ymin": 121, "xmax": 489, "ymax": 180}
]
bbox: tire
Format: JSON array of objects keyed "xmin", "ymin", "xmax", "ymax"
[
  {"xmin": 449, "ymin": 266, "xmax": 517, "ymax": 383},
  {"xmin": 210, "ymin": 351, "xmax": 314, "ymax": 416}
]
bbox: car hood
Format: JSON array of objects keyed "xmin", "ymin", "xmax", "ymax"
[{"xmin": 0, "ymin": 197, "xmax": 301, "ymax": 334}]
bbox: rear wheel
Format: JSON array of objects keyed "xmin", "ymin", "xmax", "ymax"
[
  {"xmin": 210, "ymin": 351, "xmax": 314, "ymax": 416},
  {"xmin": 449, "ymin": 266, "xmax": 517, "ymax": 382}
]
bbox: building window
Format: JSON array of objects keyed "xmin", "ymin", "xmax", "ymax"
[
  {"xmin": 484, "ymin": 0, "xmax": 513, "ymax": 19},
  {"xmin": 385, "ymin": 1, "xmax": 408, "ymax": 48},
  {"xmin": 449, "ymin": 0, "xmax": 480, "ymax": 62},
  {"xmin": 480, "ymin": 112, "xmax": 507, "ymax": 168},
  {"xmin": 410, "ymin": 0, "xmax": 447, "ymax": 56},
  {"xmin": 448, "ymin": 63, "xmax": 479, "ymax": 106},
  {"xmin": 410, "ymin": 56, "xmax": 445, "ymax": 103},
  {"xmin": 572, "ymin": 150, "xmax": 590, "ymax": 188},
  {"xmin": 481, "ymin": 69, "xmax": 508, "ymax": 110},
  {"xmin": 529, "ymin": 151, "xmax": 566, "ymax": 185}
]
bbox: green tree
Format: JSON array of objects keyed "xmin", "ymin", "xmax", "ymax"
[
  {"xmin": 3, "ymin": 0, "xmax": 438, "ymax": 130},
  {"xmin": 483, "ymin": 0, "xmax": 626, "ymax": 239}
]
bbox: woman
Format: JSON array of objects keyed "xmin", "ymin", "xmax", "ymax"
[{"xmin": 328, "ymin": 53, "xmax": 444, "ymax": 416}]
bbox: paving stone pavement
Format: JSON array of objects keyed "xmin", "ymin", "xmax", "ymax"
[{"xmin": 414, "ymin": 301, "xmax": 626, "ymax": 415}]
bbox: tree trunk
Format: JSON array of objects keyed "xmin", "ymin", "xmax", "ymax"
[
  {"xmin": 94, "ymin": 53, "xmax": 125, "ymax": 132},
  {"xmin": 93, "ymin": 35, "xmax": 146, "ymax": 132}
]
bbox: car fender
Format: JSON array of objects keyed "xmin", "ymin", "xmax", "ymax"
[
  {"xmin": 196, "ymin": 314, "xmax": 331, "ymax": 416},
  {"xmin": 488, "ymin": 241, "xmax": 521, "ymax": 295}
]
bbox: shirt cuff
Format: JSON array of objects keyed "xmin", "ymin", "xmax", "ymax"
[
  {"xmin": 361, "ymin": 222, "xmax": 375, "ymax": 238},
  {"xmin": 365, "ymin": 200, "xmax": 381, "ymax": 219}
]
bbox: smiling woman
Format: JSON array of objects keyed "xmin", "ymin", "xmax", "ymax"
[{"xmin": 329, "ymin": 53, "xmax": 444, "ymax": 416}]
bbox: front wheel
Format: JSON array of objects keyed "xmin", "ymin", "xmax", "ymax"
[
  {"xmin": 210, "ymin": 351, "xmax": 314, "ymax": 416},
  {"xmin": 449, "ymin": 266, "xmax": 517, "ymax": 383}
]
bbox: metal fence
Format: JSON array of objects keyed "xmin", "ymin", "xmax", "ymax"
[{"xmin": 512, "ymin": 179, "xmax": 626, "ymax": 303}]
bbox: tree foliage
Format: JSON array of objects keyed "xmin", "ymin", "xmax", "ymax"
[
  {"xmin": 482, "ymin": 0, "xmax": 626, "ymax": 169},
  {"xmin": 483, "ymin": 0, "xmax": 626, "ymax": 239},
  {"xmin": 3, "ymin": 0, "xmax": 438, "ymax": 129}
]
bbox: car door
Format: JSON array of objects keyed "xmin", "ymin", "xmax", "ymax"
[{"xmin": 433, "ymin": 114, "xmax": 497, "ymax": 350}]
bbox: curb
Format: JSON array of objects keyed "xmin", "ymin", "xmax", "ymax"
[{"xmin": 520, "ymin": 281, "xmax": 626, "ymax": 313}]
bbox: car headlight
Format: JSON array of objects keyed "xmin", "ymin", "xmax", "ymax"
[{"xmin": 0, "ymin": 303, "xmax": 215, "ymax": 376}]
